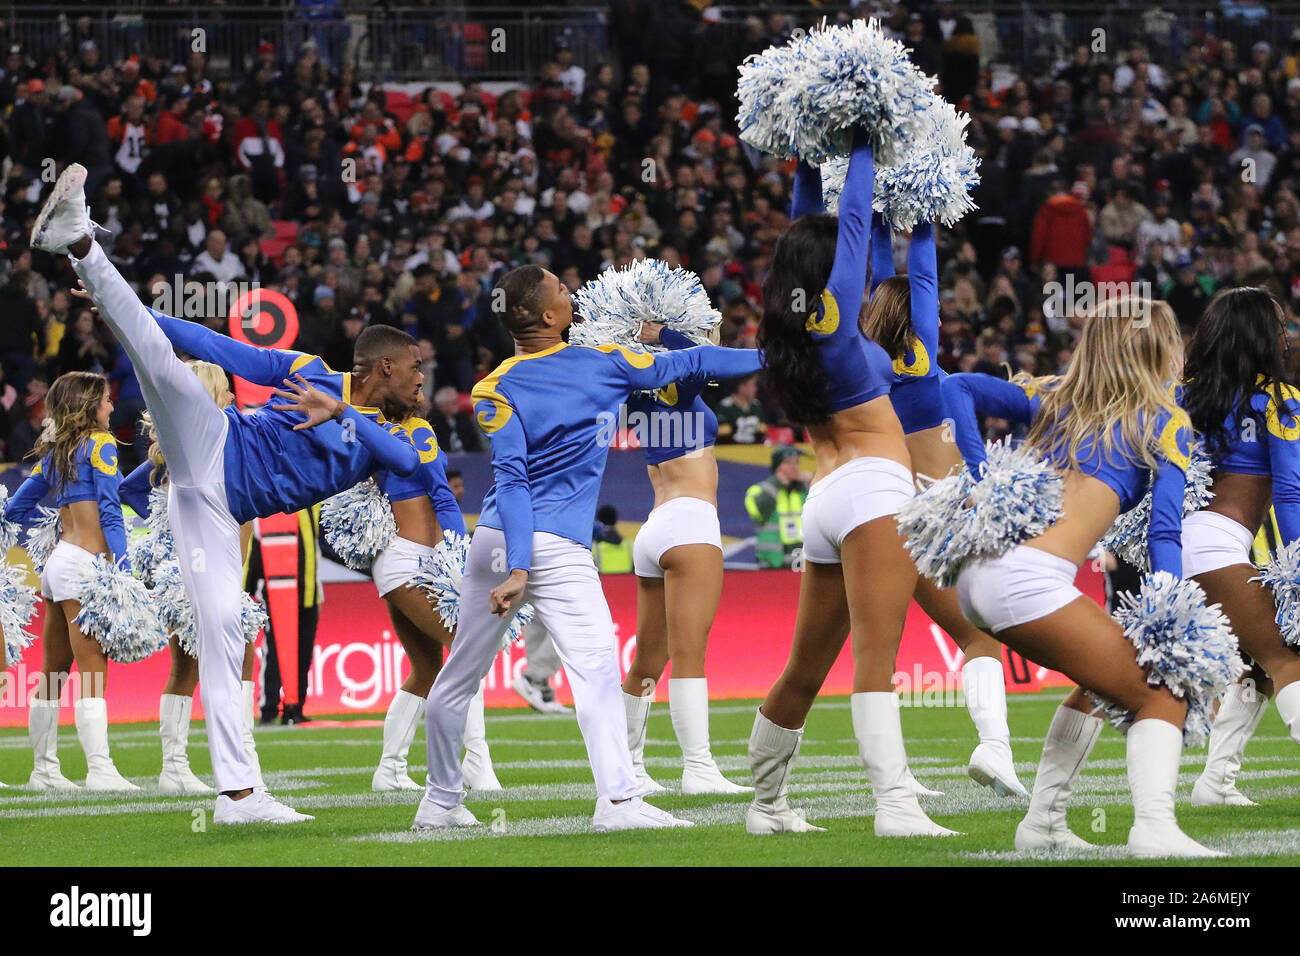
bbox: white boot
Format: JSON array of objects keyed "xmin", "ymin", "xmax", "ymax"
[
  {"xmin": 903, "ymin": 765, "xmax": 945, "ymax": 797},
  {"xmin": 461, "ymin": 686, "xmax": 501, "ymax": 791},
  {"xmin": 853, "ymin": 692, "xmax": 960, "ymax": 837},
  {"xmin": 76, "ymin": 697, "xmax": 141, "ymax": 791},
  {"xmin": 26, "ymin": 698, "xmax": 79, "ymax": 790},
  {"xmin": 158, "ymin": 694, "xmax": 212, "ymax": 794},
  {"xmin": 623, "ymin": 691, "xmax": 666, "ymax": 794},
  {"xmin": 1015, "ymin": 705, "xmax": 1101, "ymax": 850},
  {"xmin": 963, "ymin": 656, "xmax": 1029, "ymax": 798},
  {"xmin": 745, "ymin": 708, "xmax": 825, "ymax": 834},
  {"xmin": 1274, "ymin": 681, "xmax": 1300, "ymax": 747},
  {"xmin": 1191, "ymin": 682, "xmax": 1268, "ymax": 807},
  {"xmin": 241, "ymin": 681, "xmax": 265, "ymax": 789},
  {"xmin": 671, "ymin": 678, "xmax": 752, "ymax": 795},
  {"xmin": 1127, "ymin": 718, "xmax": 1223, "ymax": 858},
  {"xmin": 373, "ymin": 689, "xmax": 426, "ymax": 791}
]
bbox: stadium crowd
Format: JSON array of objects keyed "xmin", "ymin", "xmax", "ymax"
[{"xmin": 0, "ymin": 3, "xmax": 1299, "ymax": 471}]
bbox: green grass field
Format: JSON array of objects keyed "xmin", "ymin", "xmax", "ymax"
[{"xmin": 2, "ymin": 690, "xmax": 1299, "ymax": 866}]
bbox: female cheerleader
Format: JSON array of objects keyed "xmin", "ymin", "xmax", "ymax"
[
  {"xmin": 746, "ymin": 130, "xmax": 955, "ymax": 837},
  {"xmin": 945, "ymin": 298, "xmax": 1221, "ymax": 857},
  {"xmin": 861, "ymin": 213, "xmax": 1027, "ymax": 798},
  {"xmin": 119, "ymin": 360, "xmax": 265, "ymax": 795},
  {"xmin": 1178, "ymin": 288, "xmax": 1300, "ymax": 804},
  {"xmin": 621, "ymin": 321, "xmax": 753, "ymax": 796},
  {"xmin": 369, "ymin": 406, "xmax": 501, "ymax": 793},
  {"xmin": 6, "ymin": 372, "xmax": 136, "ymax": 790}
]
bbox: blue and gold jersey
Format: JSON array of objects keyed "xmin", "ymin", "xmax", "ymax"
[
  {"xmin": 5, "ymin": 431, "xmax": 130, "ymax": 570},
  {"xmin": 472, "ymin": 340, "xmax": 762, "ymax": 572},
  {"xmin": 1205, "ymin": 380, "xmax": 1300, "ymax": 543},
  {"xmin": 147, "ymin": 310, "xmax": 419, "ymax": 523},
  {"xmin": 625, "ymin": 327, "xmax": 719, "ymax": 466},
  {"xmin": 375, "ymin": 416, "xmax": 466, "ymax": 536},
  {"xmin": 943, "ymin": 372, "xmax": 1191, "ymax": 577}
]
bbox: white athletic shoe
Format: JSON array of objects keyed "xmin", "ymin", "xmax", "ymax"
[
  {"xmin": 511, "ymin": 676, "xmax": 571, "ymax": 713},
  {"xmin": 682, "ymin": 762, "xmax": 754, "ymax": 795},
  {"xmin": 904, "ymin": 765, "xmax": 945, "ymax": 797},
  {"xmin": 411, "ymin": 797, "xmax": 480, "ymax": 830},
  {"xmin": 592, "ymin": 795, "xmax": 694, "ymax": 832},
  {"xmin": 967, "ymin": 742, "xmax": 1030, "ymax": 798},
  {"xmin": 30, "ymin": 164, "xmax": 95, "ymax": 254},
  {"xmin": 214, "ymin": 790, "xmax": 314, "ymax": 825},
  {"xmin": 745, "ymin": 803, "xmax": 827, "ymax": 834},
  {"xmin": 1014, "ymin": 816, "xmax": 1094, "ymax": 851}
]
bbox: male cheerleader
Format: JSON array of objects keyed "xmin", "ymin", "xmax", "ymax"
[
  {"xmin": 413, "ymin": 264, "xmax": 763, "ymax": 832},
  {"xmin": 36, "ymin": 164, "xmax": 426, "ymax": 824}
]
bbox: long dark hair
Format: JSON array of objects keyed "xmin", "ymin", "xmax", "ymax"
[
  {"xmin": 1183, "ymin": 287, "xmax": 1291, "ymax": 458},
  {"xmin": 757, "ymin": 214, "xmax": 839, "ymax": 425}
]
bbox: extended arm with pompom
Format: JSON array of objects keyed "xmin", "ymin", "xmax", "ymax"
[{"xmin": 570, "ymin": 258, "xmax": 721, "ymax": 354}]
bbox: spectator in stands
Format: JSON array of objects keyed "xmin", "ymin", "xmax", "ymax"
[
  {"xmin": 428, "ymin": 385, "xmax": 482, "ymax": 453},
  {"xmin": 715, "ymin": 373, "xmax": 767, "ymax": 445},
  {"xmin": 745, "ymin": 447, "xmax": 809, "ymax": 570},
  {"xmin": 190, "ymin": 229, "xmax": 245, "ymax": 284}
]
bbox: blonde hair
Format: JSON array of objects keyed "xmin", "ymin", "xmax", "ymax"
[
  {"xmin": 31, "ymin": 372, "xmax": 108, "ymax": 492},
  {"xmin": 144, "ymin": 361, "xmax": 231, "ymax": 483},
  {"xmin": 860, "ymin": 276, "xmax": 913, "ymax": 361},
  {"xmin": 1025, "ymin": 298, "xmax": 1185, "ymax": 473}
]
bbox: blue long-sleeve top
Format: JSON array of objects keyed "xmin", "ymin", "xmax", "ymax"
[
  {"xmin": 886, "ymin": 221, "xmax": 945, "ymax": 433},
  {"xmin": 943, "ymin": 372, "xmax": 1191, "ymax": 577},
  {"xmin": 374, "ymin": 416, "xmax": 466, "ymax": 537},
  {"xmin": 145, "ymin": 310, "xmax": 419, "ymax": 523},
  {"xmin": 1202, "ymin": 380, "xmax": 1300, "ymax": 543},
  {"xmin": 4, "ymin": 432, "xmax": 131, "ymax": 572},
  {"xmin": 625, "ymin": 327, "xmax": 719, "ymax": 466},
  {"xmin": 788, "ymin": 131, "xmax": 896, "ymax": 414},
  {"xmin": 472, "ymin": 341, "xmax": 763, "ymax": 573},
  {"xmin": 120, "ymin": 460, "xmax": 156, "ymax": 518}
]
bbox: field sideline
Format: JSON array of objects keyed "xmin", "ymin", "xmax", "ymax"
[{"xmin": 2, "ymin": 690, "xmax": 1299, "ymax": 867}]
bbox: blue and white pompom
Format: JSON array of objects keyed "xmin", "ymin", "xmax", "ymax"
[
  {"xmin": 24, "ymin": 507, "xmax": 61, "ymax": 574},
  {"xmin": 1100, "ymin": 443, "xmax": 1215, "ymax": 572},
  {"xmin": 415, "ymin": 530, "xmax": 535, "ymax": 649},
  {"xmin": 0, "ymin": 486, "xmax": 18, "ymax": 554},
  {"xmin": 1251, "ymin": 539, "xmax": 1300, "ymax": 648},
  {"xmin": 570, "ymin": 258, "xmax": 721, "ymax": 352},
  {"xmin": 153, "ymin": 560, "xmax": 270, "ymax": 658},
  {"xmin": 0, "ymin": 559, "xmax": 38, "ymax": 664},
  {"xmin": 896, "ymin": 466, "xmax": 975, "ymax": 587},
  {"xmin": 128, "ymin": 487, "xmax": 177, "ymax": 587},
  {"xmin": 70, "ymin": 554, "xmax": 167, "ymax": 663},
  {"xmin": 321, "ymin": 479, "xmax": 396, "ymax": 571},
  {"xmin": 737, "ymin": 17, "xmax": 935, "ymax": 166},
  {"xmin": 1094, "ymin": 571, "xmax": 1244, "ymax": 747}
]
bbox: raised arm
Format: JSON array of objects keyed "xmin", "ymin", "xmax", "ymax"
[
  {"xmin": 614, "ymin": 343, "xmax": 763, "ymax": 392},
  {"xmin": 869, "ymin": 211, "xmax": 895, "ymax": 298},
  {"xmin": 824, "ymin": 128, "xmax": 873, "ymax": 328},
  {"xmin": 941, "ymin": 373, "xmax": 1037, "ymax": 474},
  {"xmin": 906, "ymin": 221, "xmax": 939, "ymax": 372},
  {"xmin": 120, "ymin": 460, "xmax": 156, "ymax": 518},
  {"xmin": 4, "ymin": 463, "xmax": 50, "ymax": 526},
  {"xmin": 791, "ymin": 159, "xmax": 825, "ymax": 220},
  {"xmin": 147, "ymin": 307, "xmax": 302, "ymax": 387}
]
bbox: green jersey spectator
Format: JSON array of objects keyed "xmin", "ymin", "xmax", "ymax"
[{"xmin": 716, "ymin": 374, "xmax": 767, "ymax": 444}]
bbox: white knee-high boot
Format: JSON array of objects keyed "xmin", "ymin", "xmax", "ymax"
[
  {"xmin": 461, "ymin": 685, "xmax": 501, "ymax": 791},
  {"xmin": 963, "ymin": 656, "xmax": 1028, "ymax": 798},
  {"xmin": 853, "ymin": 692, "xmax": 959, "ymax": 837},
  {"xmin": 1273, "ymin": 681, "xmax": 1300, "ymax": 747},
  {"xmin": 745, "ymin": 708, "xmax": 825, "ymax": 833},
  {"xmin": 158, "ymin": 694, "xmax": 213, "ymax": 794},
  {"xmin": 1015, "ymin": 705, "xmax": 1101, "ymax": 850},
  {"xmin": 241, "ymin": 681, "xmax": 265, "ymax": 789},
  {"xmin": 373, "ymin": 690, "xmax": 425, "ymax": 791},
  {"xmin": 76, "ymin": 697, "xmax": 140, "ymax": 791},
  {"xmin": 671, "ymin": 678, "xmax": 752, "ymax": 795},
  {"xmin": 623, "ymin": 691, "xmax": 665, "ymax": 793},
  {"xmin": 1127, "ymin": 718, "xmax": 1223, "ymax": 858},
  {"xmin": 27, "ymin": 698, "xmax": 79, "ymax": 790},
  {"xmin": 1192, "ymin": 682, "xmax": 1268, "ymax": 806}
]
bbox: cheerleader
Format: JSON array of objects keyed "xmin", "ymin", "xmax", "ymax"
[
  {"xmin": 746, "ymin": 130, "xmax": 955, "ymax": 837},
  {"xmin": 945, "ymin": 299, "xmax": 1223, "ymax": 857},
  {"xmin": 1178, "ymin": 288, "xmax": 1300, "ymax": 804},
  {"xmin": 860, "ymin": 213, "xmax": 1026, "ymax": 798},
  {"xmin": 5, "ymin": 372, "xmax": 135, "ymax": 790},
  {"xmin": 620, "ymin": 321, "xmax": 754, "ymax": 796},
  {"xmin": 119, "ymin": 360, "xmax": 265, "ymax": 794},
  {"xmin": 368, "ymin": 407, "xmax": 500, "ymax": 793}
]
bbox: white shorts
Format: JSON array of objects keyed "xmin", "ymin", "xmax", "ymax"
[
  {"xmin": 372, "ymin": 535, "xmax": 437, "ymax": 598},
  {"xmin": 41, "ymin": 540, "xmax": 97, "ymax": 604},
  {"xmin": 632, "ymin": 497, "xmax": 722, "ymax": 578},
  {"xmin": 801, "ymin": 456, "xmax": 914, "ymax": 565},
  {"xmin": 1182, "ymin": 510, "xmax": 1255, "ymax": 578},
  {"xmin": 957, "ymin": 545, "xmax": 1083, "ymax": 634}
]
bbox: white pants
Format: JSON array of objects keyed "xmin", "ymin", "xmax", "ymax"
[
  {"xmin": 424, "ymin": 526, "xmax": 637, "ymax": 807},
  {"xmin": 521, "ymin": 619, "xmax": 561, "ymax": 683},
  {"xmin": 41, "ymin": 540, "xmax": 97, "ymax": 602},
  {"xmin": 801, "ymin": 456, "xmax": 914, "ymax": 564},
  {"xmin": 72, "ymin": 242, "xmax": 254, "ymax": 793},
  {"xmin": 632, "ymin": 496, "xmax": 722, "ymax": 578},
  {"xmin": 372, "ymin": 536, "xmax": 436, "ymax": 598},
  {"xmin": 1182, "ymin": 510, "xmax": 1254, "ymax": 578},
  {"xmin": 957, "ymin": 545, "xmax": 1082, "ymax": 634}
]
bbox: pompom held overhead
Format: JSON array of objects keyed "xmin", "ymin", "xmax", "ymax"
[{"xmin": 570, "ymin": 258, "xmax": 721, "ymax": 353}]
